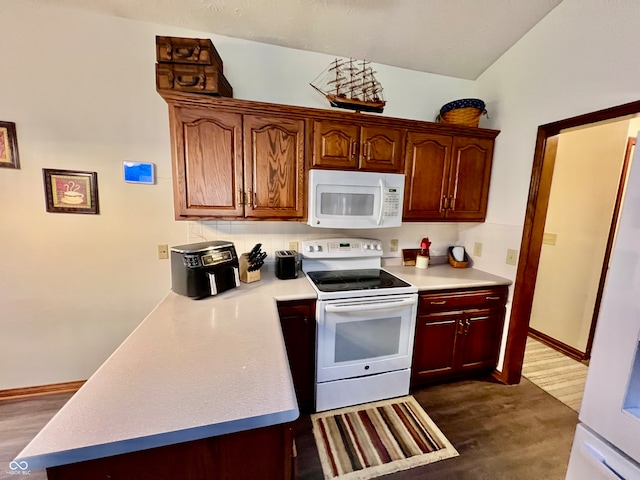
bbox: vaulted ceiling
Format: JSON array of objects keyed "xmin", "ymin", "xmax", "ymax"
[{"xmin": 36, "ymin": 0, "xmax": 563, "ymax": 80}]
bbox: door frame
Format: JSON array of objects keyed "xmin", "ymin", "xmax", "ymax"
[{"xmin": 497, "ymin": 99, "xmax": 640, "ymax": 385}]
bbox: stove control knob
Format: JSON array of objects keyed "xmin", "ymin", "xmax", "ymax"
[
  {"xmin": 306, "ymin": 245, "xmax": 315, "ymax": 253},
  {"xmin": 375, "ymin": 244, "xmax": 382, "ymax": 251},
  {"xmin": 363, "ymin": 244, "xmax": 370, "ymax": 250},
  {"xmin": 316, "ymin": 245, "xmax": 323, "ymax": 252}
]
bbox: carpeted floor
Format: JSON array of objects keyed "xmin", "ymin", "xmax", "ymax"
[{"xmin": 521, "ymin": 337, "xmax": 588, "ymax": 412}]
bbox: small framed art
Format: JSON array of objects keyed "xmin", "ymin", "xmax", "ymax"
[
  {"xmin": 43, "ymin": 169, "xmax": 100, "ymax": 214},
  {"xmin": 0, "ymin": 121, "xmax": 20, "ymax": 169}
]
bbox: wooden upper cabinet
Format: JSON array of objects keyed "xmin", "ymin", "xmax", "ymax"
[
  {"xmin": 169, "ymin": 104, "xmax": 305, "ymax": 220},
  {"xmin": 359, "ymin": 125, "xmax": 405, "ymax": 172},
  {"xmin": 312, "ymin": 120, "xmax": 359, "ymax": 169},
  {"xmin": 170, "ymin": 106, "xmax": 244, "ymax": 218},
  {"xmin": 312, "ymin": 120, "xmax": 405, "ymax": 173},
  {"xmin": 403, "ymin": 132, "xmax": 494, "ymax": 221},
  {"xmin": 160, "ymin": 92, "xmax": 498, "ymax": 221},
  {"xmin": 403, "ymin": 132, "xmax": 453, "ymax": 220},
  {"xmin": 448, "ymin": 136, "xmax": 494, "ymax": 221},
  {"xmin": 243, "ymin": 115, "xmax": 306, "ymax": 219}
]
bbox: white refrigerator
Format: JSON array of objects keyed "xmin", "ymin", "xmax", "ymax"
[{"xmin": 565, "ymin": 135, "xmax": 640, "ymax": 479}]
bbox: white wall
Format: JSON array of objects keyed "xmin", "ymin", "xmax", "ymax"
[
  {"xmin": 0, "ymin": 1, "xmax": 474, "ymax": 389},
  {"xmin": 465, "ymin": 0, "xmax": 640, "ymax": 368}
]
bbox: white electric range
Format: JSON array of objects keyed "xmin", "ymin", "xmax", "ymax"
[{"xmin": 301, "ymin": 238, "xmax": 418, "ymax": 412}]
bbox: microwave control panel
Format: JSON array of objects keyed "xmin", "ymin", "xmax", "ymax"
[{"xmin": 383, "ymin": 188, "xmax": 402, "ymax": 217}]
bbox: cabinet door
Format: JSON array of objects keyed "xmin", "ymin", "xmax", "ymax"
[
  {"xmin": 244, "ymin": 115, "xmax": 306, "ymax": 219},
  {"xmin": 359, "ymin": 126, "xmax": 406, "ymax": 172},
  {"xmin": 456, "ymin": 308, "xmax": 505, "ymax": 372},
  {"xmin": 411, "ymin": 312, "xmax": 459, "ymax": 384},
  {"xmin": 170, "ymin": 106, "xmax": 243, "ymax": 217},
  {"xmin": 312, "ymin": 120, "xmax": 359, "ymax": 169},
  {"xmin": 403, "ymin": 132, "xmax": 452, "ymax": 220},
  {"xmin": 446, "ymin": 136, "xmax": 494, "ymax": 220},
  {"xmin": 277, "ymin": 300, "xmax": 316, "ymax": 414}
]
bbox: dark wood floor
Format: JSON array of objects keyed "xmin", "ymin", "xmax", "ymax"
[
  {"xmin": 295, "ymin": 376, "xmax": 578, "ymax": 480},
  {"xmin": 1, "ymin": 376, "xmax": 578, "ymax": 480}
]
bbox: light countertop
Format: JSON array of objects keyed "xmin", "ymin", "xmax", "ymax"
[
  {"xmin": 15, "ymin": 273, "xmax": 315, "ymax": 470},
  {"xmin": 15, "ymin": 264, "xmax": 510, "ymax": 471},
  {"xmin": 384, "ymin": 263, "xmax": 512, "ymax": 291}
]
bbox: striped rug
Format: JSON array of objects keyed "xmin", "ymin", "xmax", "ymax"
[
  {"xmin": 311, "ymin": 395, "xmax": 458, "ymax": 480},
  {"xmin": 522, "ymin": 337, "xmax": 588, "ymax": 412}
]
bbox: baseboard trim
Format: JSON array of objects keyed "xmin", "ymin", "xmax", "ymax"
[
  {"xmin": 528, "ymin": 328, "xmax": 586, "ymax": 362},
  {"xmin": 0, "ymin": 380, "xmax": 85, "ymax": 401}
]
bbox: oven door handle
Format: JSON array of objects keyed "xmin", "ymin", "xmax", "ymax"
[{"xmin": 325, "ymin": 298, "xmax": 416, "ymax": 313}]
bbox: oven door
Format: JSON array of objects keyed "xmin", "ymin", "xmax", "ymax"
[{"xmin": 316, "ymin": 294, "xmax": 418, "ymax": 383}]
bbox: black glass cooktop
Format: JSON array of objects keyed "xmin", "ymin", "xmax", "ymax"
[{"xmin": 306, "ymin": 269, "xmax": 411, "ymax": 292}]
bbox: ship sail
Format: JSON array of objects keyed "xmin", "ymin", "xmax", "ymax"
[{"xmin": 310, "ymin": 58, "xmax": 386, "ymax": 113}]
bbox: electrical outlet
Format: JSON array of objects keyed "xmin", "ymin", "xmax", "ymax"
[
  {"xmin": 506, "ymin": 249, "xmax": 518, "ymax": 266},
  {"xmin": 157, "ymin": 244, "xmax": 169, "ymax": 260},
  {"xmin": 542, "ymin": 232, "xmax": 557, "ymax": 245},
  {"xmin": 288, "ymin": 241, "xmax": 299, "ymax": 252},
  {"xmin": 389, "ymin": 239, "xmax": 399, "ymax": 252},
  {"xmin": 473, "ymin": 242, "xmax": 483, "ymax": 257}
]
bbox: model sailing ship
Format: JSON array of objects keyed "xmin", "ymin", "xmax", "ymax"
[{"xmin": 310, "ymin": 58, "xmax": 386, "ymax": 113}]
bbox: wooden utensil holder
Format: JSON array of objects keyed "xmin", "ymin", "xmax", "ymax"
[{"xmin": 239, "ymin": 253, "xmax": 261, "ymax": 283}]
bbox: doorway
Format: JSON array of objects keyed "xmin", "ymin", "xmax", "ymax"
[{"xmin": 498, "ymin": 100, "xmax": 640, "ymax": 385}]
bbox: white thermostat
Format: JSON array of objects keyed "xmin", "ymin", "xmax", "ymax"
[{"xmin": 123, "ymin": 162, "xmax": 155, "ymax": 184}]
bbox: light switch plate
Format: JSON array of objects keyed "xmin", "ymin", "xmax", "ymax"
[
  {"xmin": 506, "ymin": 249, "xmax": 518, "ymax": 266},
  {"xmin": 473, "ymin": 242, "xmax": 483, "ymax": 257},
  {"xmin": 390, "ymin": 239, "xmax": 399, "ymax": 252},
  {"xmin": 543, "ymin": 232, "xmax": 557, "ymax": 245}
]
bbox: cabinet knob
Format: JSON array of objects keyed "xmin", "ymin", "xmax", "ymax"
[
  {"xmin": 430, "ymin": 300, "xmax": 446, "ymax": 305},
  {"xmin": 449, "ymin": 195, "xmax": 455, "ymax": 210},
  {"xmin": 350, "ymin": 141, "xmax": 357, "ymax": 159},
  {"xmin": 486, "ymin": 296, "xmax": 501, "ymax": 300}
]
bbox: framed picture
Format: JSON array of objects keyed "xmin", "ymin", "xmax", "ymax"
[
  {"xmin": 0, "ymin": 121, "xmax": 20, "ymax": 169},
  {"xmin": 43, "ymin": 169, "xmax": 99, "ymax": 214}
]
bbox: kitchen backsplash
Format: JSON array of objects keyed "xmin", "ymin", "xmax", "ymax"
[{"xmin": 188, "ymin": 221, "xmax": 460, "ymax": 270}]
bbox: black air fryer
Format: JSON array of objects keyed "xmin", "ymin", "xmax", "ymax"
[{"xmin": 170, "ymin": 241, "xmax": 240, "ymax": 299}]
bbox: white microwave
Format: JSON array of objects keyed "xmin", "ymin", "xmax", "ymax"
[{"xmin": 307, "ymin": 169, "xmax": 405, "ymax": 229}]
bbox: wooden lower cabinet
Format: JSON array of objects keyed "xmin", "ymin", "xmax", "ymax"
[
  {"xmin": 411, "ymin": 286, "xmax": 508, "ymax": 386},
  {"xmin": 277, "ymin": 300, "xmax": 316, "ymax": 414},
  {"xmin": 46, "ymin": 423, "xmax": 294, "ymax": 480}
]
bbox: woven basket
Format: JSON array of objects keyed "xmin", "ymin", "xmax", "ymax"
[{"xmin": 438, "ymin": 99, "xmax": 487, "ymax": 127}]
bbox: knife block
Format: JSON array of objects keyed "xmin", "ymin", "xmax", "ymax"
[{"xmin": 239, "ymin": 253, "xmax": 261, "ymax": 283}]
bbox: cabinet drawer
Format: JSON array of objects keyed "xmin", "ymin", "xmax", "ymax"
[
  {"xmin": 156, "ymin": 63, "xmax": 233, "ymax": 97},
  {"xmin": 156, "ymin": 36, "xmax": 224, "ymax": 69},
  {"xmin": 419, "ymin": 287, "xmax": 507, "ymax": 313}
]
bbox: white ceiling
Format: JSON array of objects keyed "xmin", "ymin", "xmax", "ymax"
[{"xmin": 37, "ymin": 0, "xmax": 563, "ymax": 80}]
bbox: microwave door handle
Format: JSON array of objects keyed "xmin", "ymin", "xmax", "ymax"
[
  {"xmin": 325, "ymin": 298, "xmax": 416, "ymax": 313},
  {"xmin": 377, "ymin": 179, "xmax": 385, "ymax": 225}
]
